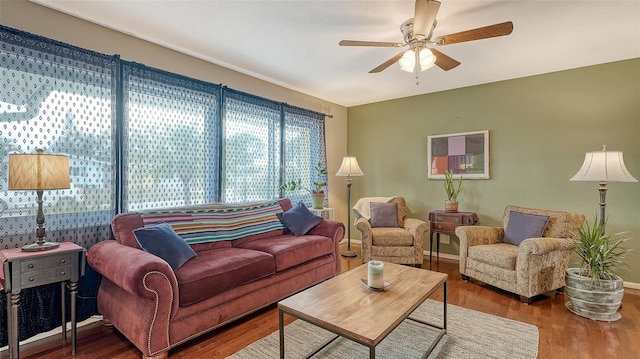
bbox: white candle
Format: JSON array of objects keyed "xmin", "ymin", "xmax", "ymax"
[{"xmin": 368, "ymin": 261, "xmax": 384, "ymax": 289}]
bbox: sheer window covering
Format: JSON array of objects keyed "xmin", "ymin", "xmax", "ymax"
[{"xmin": 0, "ymin": 24, "xmax": 327, "ymax": 345}]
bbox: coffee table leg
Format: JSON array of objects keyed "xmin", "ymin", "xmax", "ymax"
[
  {"xmin": 370, "ymin": 346, "xmax": 375, "ymax": 359},
  {"xmin": 279, "ymin": 309, "xmax": 285, "ymax": 359},
  {"xmin": 443, "ymin": 280, "xmax": 447, "ymax": 332}
]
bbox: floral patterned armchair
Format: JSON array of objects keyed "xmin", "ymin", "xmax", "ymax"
[
  {"xmin": 455, "ymin": 205, "xmax": 585, "ymax": 303},
  {"xmin": 353, "ymin": 196, "xmax": 428, "ymax": 267}
]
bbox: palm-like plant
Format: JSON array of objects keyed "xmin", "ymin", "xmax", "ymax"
[
  {"xmin": 574, "ymin": 216, "xmax": 629, "ymax": 285},
  {"xmin": 443, "ymin": 170, "xmax": 463, "ymax": 202}
]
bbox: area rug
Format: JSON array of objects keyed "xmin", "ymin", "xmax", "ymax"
[{"xmin": 228, "ymin": 299, "xmax": 538, "ymax": 359}]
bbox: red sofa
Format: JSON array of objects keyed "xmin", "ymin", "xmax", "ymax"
[{"xmin": 88, "ymin": 199, "xmax": 344, "ymax": 359}]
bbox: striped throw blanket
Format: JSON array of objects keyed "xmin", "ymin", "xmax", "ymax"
[{"xmin": 139, "ymin": 200, "xmax": 285, "ymax": 244}]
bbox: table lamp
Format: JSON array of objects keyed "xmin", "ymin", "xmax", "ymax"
[
  {"xmin": 9, "ymin": 149, "xmax": 70, "ymax": 251},
  {"xmin": 336, "ymin": 156, "xmax": 364, "ymax": 257},
  {"xmin": 570, "ymin": 145, "xmax": 637, "ymax": 230}
]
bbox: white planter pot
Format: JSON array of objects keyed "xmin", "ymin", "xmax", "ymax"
[{"xmin": 565, "ymin": 268, "xmax": 624, "ymax": 321}]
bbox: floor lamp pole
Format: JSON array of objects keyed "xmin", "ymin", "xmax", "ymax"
[
  {"xmin": 341, "ymin": 176, "xmax": 357, "ymax": 257},
  {"xmin": 598, "ymin": 181, "xmax": 607, "ymax": 231}
]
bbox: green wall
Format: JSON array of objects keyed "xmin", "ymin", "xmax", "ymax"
[{"xmin": 348, "ymin": 59, "xmax": 640, "ymax": 284}]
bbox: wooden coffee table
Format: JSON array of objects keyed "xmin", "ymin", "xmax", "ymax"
[{"xmin": 278, "ymin": 262, "xmax": 447, "ymax": 358}]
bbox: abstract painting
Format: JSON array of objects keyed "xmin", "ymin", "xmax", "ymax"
[{"xmin": 427, "ymin": 130, "xmax": 489, "ymax": 179}]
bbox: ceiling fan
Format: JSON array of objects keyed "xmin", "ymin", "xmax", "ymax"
[{"xmin": 339, "ymin": 0, "xmax": 513, "ymax": 81}]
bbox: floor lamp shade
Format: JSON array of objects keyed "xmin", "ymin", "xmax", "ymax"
[
  {"xmin": 336, "ymin": 157, "xmax": 364, "ymax": 258},
  {"xmin": 8, "ymin": 149, "xmax": 70, "ymax": 251},
  {"xmin": 570, "ymin": 146, "xmax": 637, "ymax": 229}
]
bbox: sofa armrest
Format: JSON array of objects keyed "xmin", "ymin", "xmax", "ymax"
[
  {"xmin": 88, "ymin": 240, "xmax": 180, "ymax": 318},
  {"xmin": 403, "ymin": 218, "xmax": 428, "ymax": 245},
  {"xmin": 455, "ymin": 226, "xmax": 504, "ymax": 276},
  {"xmin": 518, "ymin": 237, "xmax": 576, "ymax": 256},
  {"xmin": 516, "ymin": 237, "xmax": 577, "ymax": 296},
  {"xmin": 307, "ymin": 219, "xmax": 345, "ymax": 274},
  {"xmin": 355, "ymin": 217, "xmax": 372, "ymax": 261}
]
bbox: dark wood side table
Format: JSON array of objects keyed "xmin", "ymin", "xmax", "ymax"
[
  {"xmin": 0, "ymin": 242, "xmax": 86, "ymax": 359},
  {"xmin": 428, "ymin": 210, "xmax": 479, "ymax": 262}
]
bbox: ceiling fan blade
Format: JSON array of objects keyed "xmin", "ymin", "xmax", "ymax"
[
  {"xmin": 369, "ymin": 52, "xmax": 405, "ymax": 73},
  {"xmin": 413, "ymin": 0, "xmax": 441, "ymax": 38},
  {"xmin": 339, "ymin": 40, "xmax": 405, "ymax": 48},
  {"xmin": 434, "ymin": 21, "xmax": 514, "ymax": 45},
  {"xmin": 430, "ymin": 49, "xmax": 460, "ymax": 71}
]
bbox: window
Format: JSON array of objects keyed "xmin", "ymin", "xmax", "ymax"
[
  {"xmin": 122, "ymin": 64, "xmax": 220, "ymax": 211},
  {"xmin": 0, "ymin": 28, "xmax": 116, "ymax": 249}
]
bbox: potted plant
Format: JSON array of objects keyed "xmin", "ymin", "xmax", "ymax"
[
  {"xmin": 565, "ymin": 216, "xmax": 629, "ymax": 321},
  {"xmin": 280, "ymin": 162, "xmax": 327, "ymax": 209},
  {"xmin": 443, "ymin": 170, "xmax": 462, "ymax": 212}
]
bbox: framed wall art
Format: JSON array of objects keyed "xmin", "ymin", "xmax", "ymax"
[{"xmin": 427, "ymin": 130, "xmax": 489, "ymax": 179}]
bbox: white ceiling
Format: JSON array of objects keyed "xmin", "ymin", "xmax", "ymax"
[{"xmin": 32, "ymin": 0, "xmax": 640, "ymax": 107}]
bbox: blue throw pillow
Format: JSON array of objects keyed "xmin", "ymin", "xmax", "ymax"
[
  {"xmin": 134, "ymin": 222, "xmax": 197, "ymax": 271},
  {"xmin": 503, "ymin": 211, "xmax": 550, "ymax": 246},
  {"xmin": 370, "ymin": 202, "xmax": 399, "ymax": 228},
  {"xmin": 277, "ymin": 202, "xmax": 323, "ymax": 236}
]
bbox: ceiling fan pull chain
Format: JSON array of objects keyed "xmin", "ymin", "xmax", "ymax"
[{"xmin": 414, "ymin": 49, "xmax": 421, "ymax": 85}]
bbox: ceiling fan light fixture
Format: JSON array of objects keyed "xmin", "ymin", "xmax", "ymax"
[
  {"xmin": 418, "ymin": 48, "xmax": 436, "ymax": 71},
  {"xmin": 399, "ymin": 49, "xmax": 416, "ymax": 72}
]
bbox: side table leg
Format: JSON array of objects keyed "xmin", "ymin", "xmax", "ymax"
[
  {"xmin": 69, "ymin": 280, "xmax": 78, "ymax": 355},
  {"xmin": 9, "ymin": 292, "xmax": 20, "ymax": 359},
  {"xmin": 61, "ymin": 282, "xmax": 66, "ymax": 342},
  {"xmin": 436, "ymin": 233, "xmax": 441, "ymax": 260},
  {"xmin": 429, "ymin": 232, "xmax": 433, "ymax": 262}
]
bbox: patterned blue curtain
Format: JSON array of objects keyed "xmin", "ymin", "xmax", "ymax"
[
  {"xmin": 122, "ymin": 63, "xmax": 220, "ymax": 211},
  {"xmin": 282, "ymin": 105, "xmax": 327, "ymax": 207},
  {"xmin": 0, "ymin": 26, "xmax": 117, "ymax": 345},
  {"xmin": 0, "ymin": 24, "xmax": 328, "ymax": 346},
  {"xmin": 222, "ymin": 89, "xmax": 281, "ymax": 203}
]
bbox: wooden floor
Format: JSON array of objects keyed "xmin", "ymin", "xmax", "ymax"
[{"xmin": 12, "ymin": 243, "xmax": 640, "ymax": 359}]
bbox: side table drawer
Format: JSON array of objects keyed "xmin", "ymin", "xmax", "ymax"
[
  {"xmin": 434, "ymin": 214, "xmax": 463, "ymax": 225},
  {"xmin": 21, "ymin": 254, "xmax": 73, "ymax": 272},
  {"xmin": 21, "ymin": 265, "xmax": 72, "ymax": 287},
  {"xmin": 433, "ymin": 222, "xmax": 458, "ymax": 233}
]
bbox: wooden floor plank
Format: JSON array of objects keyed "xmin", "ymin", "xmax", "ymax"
[{"xmin": 12, "ymin": 243, "xmax": 639, "ymax": 359}]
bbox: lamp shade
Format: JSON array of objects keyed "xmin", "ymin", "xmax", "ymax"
[
  {"xmin": 336, "ymin": 157, "xmax": 364, "ymax": 177},
  {"xmin": 9, "ymin": 151, "xmax": 70, "ymax": 190},
  {"xmin": 570, "ymin": 148, "xmax": 637, "ymax": 183}
]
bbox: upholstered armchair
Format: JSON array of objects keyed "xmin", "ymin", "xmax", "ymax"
[
  {"xmin": 455, "ymin": 205, "xmax": 585, "ymax": 304},
  {"xmin": 353, "ymin": 196, "xmax": 428, "ymax": 267}
]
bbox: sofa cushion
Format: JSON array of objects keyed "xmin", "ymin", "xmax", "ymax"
[
  {"xmin": 370, "ymin": 202, "xmax": 399, "ymax": 228},
  {"xmin": 504, "ymin": 211, "xmax": 550, "ymax": 245},
  {"xmin": 468, "ymin": 243, "xmax": 519, "ymax": 270},
  {"xmin": 235, "ymin": 234, "xmax": 334, "ymax": 272},
  {"xmin": 371, "ymin": 227, "xmax": 413, "ymax": 246},
  {"xmin": 133, "ymin": 222, "xmax": 197, "ymax": 271},
  {"xmin": 277, "ymin": 202, "xmax": 323, "ymax": 236},
  {"xmin": 174, "ymin": 247, "xmax": 275, "ymax": 306}
]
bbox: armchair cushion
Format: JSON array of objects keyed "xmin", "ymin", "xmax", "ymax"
[
  {"xmin": 134, "ymin": 222, "xmax": 197, "ymax": 271},
  {"xmin": 370, "ymin": 202, "xmax": 399, "ymax": 228},
  {"xmin": 503, "ymin": 211, "xmax": 550, "ymax": 246},
  {"xmin": 371, "ymin": 227, "xmax": 413, "ymax": 246},
  {"xmin": 277, "ymin": 202, "xmax": 323, "ymax": 236}
]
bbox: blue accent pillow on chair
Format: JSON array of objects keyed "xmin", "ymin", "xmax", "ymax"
[
  {"xmin": 503, "ymin": 211, "xmax": 550, "ymax": 246},
  {"xmin": 370, "ymin": 202, "xmax": 399, "ymax": 228},
  {"xmin": 134, "ymin": 222, "xmax": 197, "ymax": 271},
  {"xmin": 277, "ymin": 202, "xmax": 323, "ymax": 236}
]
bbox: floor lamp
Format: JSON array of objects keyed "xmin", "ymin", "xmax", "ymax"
[
  {"xmin": 570, "ymin": 145, "xmax": 637, "ymax": 231},
  {"xmin": 336, "ymin": 156, "xmax": 364, "ymax": 257},
  {"xmin": 9, "ymin": 149, "xmax": 70, "ymax": 251}
]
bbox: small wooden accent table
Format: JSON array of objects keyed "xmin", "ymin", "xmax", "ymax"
[
  {"xmin": 0, "ymin": 242, "xmax": 86, "ymax": 359},
  {"xmin": 428, "ymin": 210, "xmax": 479, "ymax": 262},
  {"xmin": 278, "ymin": 262, "xmax": 447, "ymax": 358}
]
